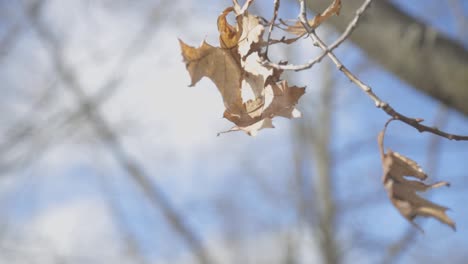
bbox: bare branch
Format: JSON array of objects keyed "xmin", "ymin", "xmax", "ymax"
[
  {"xmin": 263, "ymin": 0, "xmax": 372, "ymax": 71},
  {"xmin": 304, "ymin": 0, "xmax": 468, "ymax": 117},
  {"xmin": 297, "ymin": 0, "xmax": 468, "ymax": 141},
  {"xmin": 264, "ymin": 0, "xmax": 280, "ymax": 57},
  {"xmin": 239, "ymin": 0, "xmax": 254, "ymax": 14},
  {"xmin": 96, "ymin": 169, "xmax": 149, "ymax": 264}
]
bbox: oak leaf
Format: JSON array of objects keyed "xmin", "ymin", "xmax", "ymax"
[
  {"xmin": 224, "ymin": 81, "xmax": 305, "ymax": 136},
  {"xmin": 180, "ymin": 6, "xmax": 305, "ymax": 135},
  {"xmin": 378, "ymin": 131, "xmax": 456, "ymax": 231},
  {"xmin": 179, "ymin": 40, "xmax": 243, "ymax": 111}
]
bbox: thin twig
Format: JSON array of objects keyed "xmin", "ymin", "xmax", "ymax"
[
  {"xmin": 96, "ymin": 169, "xmax": 149, "ymax": 264},
  {"xmin": 297, "ymin": 0, "xmax": 468, "ymax": 141},
  {"xmin": 264, "ymin": 0, "xmax": 280, "ymax": 57},
  {"xmin": 263, "ymin": 0, "xmax": 372, "ymax": 71},
  {"xmin": 239, "ymin": 0, "xmax": 254, "ymax": 14}
]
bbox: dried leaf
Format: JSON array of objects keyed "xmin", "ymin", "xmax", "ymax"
[
  {"xmin": 218, "ymin": 7, "xmax": 241, "ymax": 49},
  {"xmin": 237, "ymin": 11, "xmax": 265, "ymax": 59},
  {"xmin": 378, "ymin": 131, "xmax": 456, "ymax": 231},
  {"xmin": 287, "ymin": 0, "xmax": 342, "ymax": 36},
  {"xmin": 179, "ymin": 40, "xmax": 243, "ymax": 111},
  {"xmin": 224, "ymin": 81, "xmax": 305, "ymax": 129},
  {"xmin": 180, "ymin": 6, "xmax": 305, "ymax": 135}
]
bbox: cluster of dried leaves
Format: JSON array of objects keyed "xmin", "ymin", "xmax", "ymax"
[
  {"xmin": 179, "ymin": 0, "xmax": 456, "ymax": 231},
  {"xmin": 179, "ymin": 4, "xmax": 305, "ymax": 136}
]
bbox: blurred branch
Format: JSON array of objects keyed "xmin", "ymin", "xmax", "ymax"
[
  {"xmin": 0, "ymin": 81, "xmax": 112, "ymax": 175},
  {"xmin": 0, "ymin": 0, "xmax": 170, "ymax": 176},
  {"xmin": 0, "ymin": 82, "xmax": 57, "ymax": 155},
  {"xmin": 311, "ymin": 59, "xmax": 340, "ymax": 264},
  {"xmin": 96, "ymin": 169, "xmax": 149, "ymax": 264},
  {"xmin": 291, "ymin": 37, "xmax": 340, "ymax": 263},
  {"xmin": 281, "ymin": 230, "xmax": 300, "ymax": 264},
  {"xmin": 291, "ymin": 125, "xmax": 316, "ymax": 226},
  {"xmin": 425, "ymin": 106, "xmax": 450, "ymax": 175},
  {"xmin": 23, "ymin": 1, "xmax": 214, "ymax": 263},
  {"xmin": 0, "ymin": 21, "xmax": 22, "ymax": 63}
]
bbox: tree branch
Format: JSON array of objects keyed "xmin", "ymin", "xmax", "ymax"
[
  {"xmin": 297, "ymin": 0, "xmax": 468, "ymax": 141},
  {"xmin": 303, "ymin": 0, "xmax": 468, "ymax": 117},
  {"xmin": 263, "ymin": 0, "xmax": 372, "ymax": 71}
]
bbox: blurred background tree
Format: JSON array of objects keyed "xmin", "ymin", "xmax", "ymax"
[{"xmin": 0, "ymin": 0, "xmax": 467, "ymax": 264}]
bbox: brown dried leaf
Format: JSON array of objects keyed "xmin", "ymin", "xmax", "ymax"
[
  {"xmin": 237, "ymin": 11, "xmax": 265, "ymax": 60},
  {"xmin": 378, "ymin": 131, "xmax": 456, "ymax": 231},
  {"xmin": 264, "ymin": 81, "xmax": 305, "ymax": 119},
  {"xmin": 287, "ymin": 0, "xmax": 342, "ymax": 35},
  {"xmin": 218, "ymin": 7, "xmax": 241, "ymax": 49},
  {"xmin": 224, "ymin": 81, "xmax": 305, "ymax": 130},
  {"xmin": 180, "ymin": 6, "xmax": 305, "ymax": 136},
  {"xmin": 179, "ymin": 40, "xmax": 243, "ymax": 111}
]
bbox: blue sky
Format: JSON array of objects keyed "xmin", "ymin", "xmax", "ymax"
[{"xmin": 0, "ymin": 0, "xmax": 467, "ymax": 263}]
